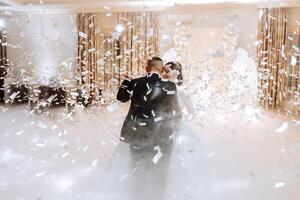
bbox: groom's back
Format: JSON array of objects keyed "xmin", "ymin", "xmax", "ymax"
[{"xmin": 117, "ymin": 73, "xmax": 181, "ymax": 147}]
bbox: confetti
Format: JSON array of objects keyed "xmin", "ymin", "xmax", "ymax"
[
  {"xmin": 152, "ymin": 150, "xmax": 163, "ymax": 164},
  {"xmin": 51, "ymin": 125, "xmax": 58, "ymax": 130},
  {"xmin": 79, "ymin": 31, "xmax": 88, "ymax": 39},
  {"xmin": 163, "ymin": 88, "xmax": 175, "ymax": 95},
  {"xmin": 275, "ymin": 182, "xmax": 285, "ymax": 188},
  {"xmin": 82, "ymin": 146, "xmax": 89, "ymax": 152},
  {"xmin": 47, "ymin": 94, "xmax": 57, "ymax": 103},
  {"xmin": 139, "ymin": 122, "xmax": 146, "ymax": 126},
  {"xmin": 151, "ymin": 110, "xmax": 155, "ymax": 117},
  {"xmin": 258, "ymin": 9, "xmax": 264, "ymax": 19},
  {"xmin": 15, "ymin": 130, "xmax": 24, "ymax": 136},
  {"xmin": 36, "ymin": 143, "xmax": 46, "ymax": 148},
  {"xmin": 291, "ymin": 56, "xmax": 297, "ymax": 66},
  {"xmin": 275, "ymin": 122, "xmax": 288, "ymax": 133},
  {"xmin": 143, "ymin": 114, "xmax": 149, "ymax": 118},
  {"xmin": 154, "ymin": 116, "xmax": 163, "ymax": 122},
  {"xmin": 9, "ymin": 92, "xmax": 20, "ymax": 100},
  {"xmin": 35, "ymin": 171, "xmax": 47, "ymax": 177},
  {"xmin": 91, "ymin": 158, "xmax": 98, "ymax": 168},
  {"xmin": 61, "ymin": 152, "xmax": 69, "ymax": 158}
]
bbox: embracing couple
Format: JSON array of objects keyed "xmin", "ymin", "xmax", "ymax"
[{"xmin": 117, "ymin": 57, "xmax": 185, "ymax": 157}]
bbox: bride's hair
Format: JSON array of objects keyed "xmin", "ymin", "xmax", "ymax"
[{"xmin": 165, "ymin": 61, "xmax": 183, "ymax": 86}]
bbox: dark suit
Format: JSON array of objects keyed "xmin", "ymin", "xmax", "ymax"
[{"xmin": 117, "ymin": 72, "xmax": 181, "ymax": 148}]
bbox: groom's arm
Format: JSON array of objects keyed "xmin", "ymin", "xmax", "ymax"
[{"xmin": 117, "ymin": 79, "xmax": 134, "ymax": 102}]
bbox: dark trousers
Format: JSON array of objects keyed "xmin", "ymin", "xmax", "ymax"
[
  {"xmin": 0, "ymin": 79, "xmax": 4, "ymax": 102},
  {"xmin": 129, "ymin": 140, "xmax": 174, "ymax": 200}
]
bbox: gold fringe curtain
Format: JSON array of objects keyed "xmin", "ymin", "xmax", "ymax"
[
  {"xmin": 0, "ymin": 25, "xmax": 7, "ymax": 74},
  {"xmin": 116, "ymin": 12, "xmax": 159, "ymax": 79},
  {"xmin": 0, "ymin": 25, "xmax": 7, "ymax": 102},
  {"xmin": 257, "ymin": 8, "xmax": 289, "ymax": 110},
  {"xmin": 285, "ymin": 8, "xmax": 300, "ymax": 114},
  {"xmin": 77, "ymin": 12, "xmax": 159, "ymax": 102},
  {"xmin": 77, "ymin": 13, "xmax": 97, "ymax": 99}
]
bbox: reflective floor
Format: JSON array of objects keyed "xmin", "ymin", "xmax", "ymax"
[{"xmin": 0, "ymin": 104, "xmax": 300, "ymax": 200}]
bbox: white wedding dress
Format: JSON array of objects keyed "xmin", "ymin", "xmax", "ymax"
[
  {"xmin": 104, "ymin": 83, "xmax": 206, "ymax": 200},
  {"xmin": 165, "ymin": 84, "xmax": 208, "ymax": 198}
]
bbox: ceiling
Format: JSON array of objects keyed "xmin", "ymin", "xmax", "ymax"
[
  {"xmin": 4, "ymin": 0, "xmax": 300, "ymax": 5},
  {"xmin": 0, "ymin": 0, "xmax": 285, "ymax": 5},
  {"xmin": 1, "ymin": 0, "xmax": 299, "ymax": 13},
  {"xmin": 0, "ymin": 0, "xmax": 255, "ymax": 4}
]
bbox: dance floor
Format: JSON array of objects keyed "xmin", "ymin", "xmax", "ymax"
[{"xmin": 0, "ymin": 104, "xmax": 300, "ymax": 200}]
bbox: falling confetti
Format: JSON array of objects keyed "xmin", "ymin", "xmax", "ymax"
[
  {"xmin": 61, "ymin": 152, "xmax": 70, "ymax": 158},
  {"xmin": 51, "ymin": 125, "xmax": 58, "ymax": 130},
  {"xmin": 152, "ymin": 150, "xmax": 163, "ymax": 164},
  {"xmin": 275, "ymin": 122, "xmax": 288, "ymax": 133},
  {"xmin": 291, "ymin": 56, "xmax": 297, "ymax": 66},
  {"xmin": 91, "ymin": 158, "xmax": 98, "ymax": 168},
  {"xmin": 275, "ymin": 182, "xmax": 285, "ymax": 188},
  {"xmin": 35, "ymin": 171, "xmax": 47, "ymax": 177},
  {"xmin": 79, "ymin": 31, "xmax": 88, "ymax": 39},
  {"xmin": 152, "ymin": 146, "xmax": 163, "ymax": 164},
  {"xmin": 15, "ymin": 130, "xmax": 24, "ymax": 136}
]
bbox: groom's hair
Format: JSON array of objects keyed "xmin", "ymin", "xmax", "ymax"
[{"xmin": 147, "ymin": 57, "xmax": 163, "ymax": 72}]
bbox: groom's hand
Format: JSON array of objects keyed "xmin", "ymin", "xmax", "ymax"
[{"xmin": 117, "ymin": 79, "xmax": 133, "ymax": 102}]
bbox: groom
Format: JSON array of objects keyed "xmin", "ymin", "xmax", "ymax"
[{"xmin": 117, "ymin": 57, "xmax": 181, "ymax": 149}]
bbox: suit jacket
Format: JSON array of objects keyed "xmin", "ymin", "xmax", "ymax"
[{"xmin": 117, "ymin": 73, "xmax": 181, "ymax": 147}]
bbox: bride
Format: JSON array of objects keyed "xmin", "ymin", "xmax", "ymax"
[
  {"xmin": 162, "ymin": 61, "xmax": 195, "ymax": 117},
  {"xmin": 162, "ymin": 61, "xmax": 202, "ymax": 157},
  {"xmin": 161, "ymin": 61, "xmax": 206, "ymax": 199}
]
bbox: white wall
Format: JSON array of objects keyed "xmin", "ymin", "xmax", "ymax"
[{"xmin": 5, "ymin": 14, "xmax": 77, "ymax": 85}]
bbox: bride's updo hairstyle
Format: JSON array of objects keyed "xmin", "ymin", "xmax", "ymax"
[{"xmin": 165, "ymin": 61, "xmax": 183, "ymax": 86}]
